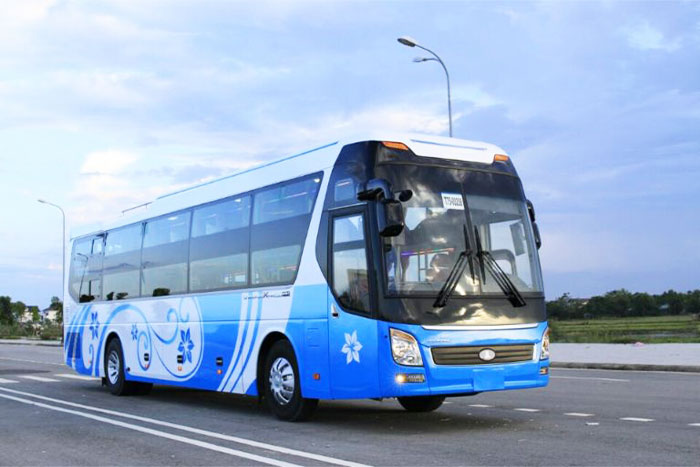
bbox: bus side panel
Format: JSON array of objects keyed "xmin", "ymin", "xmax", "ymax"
[{"xmin": 280, "ymin": 284, "xmax": 330, "ymax": 399}]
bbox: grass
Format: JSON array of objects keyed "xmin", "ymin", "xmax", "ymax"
[{"xmin": 550, "ymin": 314, "xmax": 700, "ymax": 344}]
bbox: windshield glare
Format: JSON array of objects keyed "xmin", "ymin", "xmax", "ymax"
[{"xmin": 382, "ymin": 168, "xmax": 543, "ymax": 297}]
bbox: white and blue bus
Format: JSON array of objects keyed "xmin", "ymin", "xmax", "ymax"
[{"xmin": 64, "ymin": 133, "xmax": 549, "ymax": 421}]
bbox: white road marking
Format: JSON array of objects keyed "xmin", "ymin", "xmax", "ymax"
[
  {"xmin": 0, "ymin": 378, "xmax": 19, "ymax": 384},
  {"xmin": 0, "ymin": 387, "xmax": 369, "ymax": 467},
  {"xmin": 468, "ymin": 404, "xmax": 493, "ymax": 408},
  {"xmin": 565, "ymin": 412, "xmax": 594, "ymax": 417},
  {"xmin": 688, "ymin": 423, "xmax": 700, "ymax": 427},
  {"xmin": 514, "ymin": 408, "xmax": 540, "ymax": 413},
  {"xmin": 0, "ymin": 357, "xmax": 64, "ymax": 367},
  {"xmin": 620, "ymin": 417, "xmax": 654, "ymax": 422},
  {"xmin": 551, "ymin": 375, "xmax": 629, "ymax": 383},
  {"xmin": 19, "ymin": 375, "xmax": 60, "ymax": 382},
  {"xmin": 0, "ymin": 392, "xmax": 301, "ymax": 467},
  {"xmin": 553, "ymin": 367, "xmax": 700, "ymax": 377},
  {"xmin": 55, "ymin": 373, "xmax": 98, "ymax": 381},
  {"xmin": 586, "ymin": 422, "xmax": 600, "ymax": 426}
]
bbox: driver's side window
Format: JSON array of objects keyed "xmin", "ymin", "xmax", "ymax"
[{"xmin": 332, "ymin": 214, "xmax": 370, "ymax": 314}]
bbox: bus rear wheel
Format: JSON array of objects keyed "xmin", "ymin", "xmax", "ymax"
[
  {"xmin": 397, "ymin": 395, "xmax": 445, "ymax": 412},
  {"xmin": 263, "ymin": 340, "xmax": 318, "ymax": 421},
  {"xmin": 104, "ymin": 338, "xmax": 152, "ymax": 396}
]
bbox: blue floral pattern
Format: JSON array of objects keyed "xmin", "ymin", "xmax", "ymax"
[
  {"xmin": 178, "ymin": 328, "xmax": 195, "ymax": 363},
  {"xmin": 131, "ymin": 324, "xmax": 138, "ymax": 341},
  {"xmin": 89, "ymin": 311, "xmax": 100, "ymax": 340}
]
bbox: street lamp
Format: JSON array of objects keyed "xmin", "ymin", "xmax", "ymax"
[
  {"xmin": 38, "ymin": 199, "xmax": 66, "ymax": 315},
  {"xmin": 397, "ymin": 35, "xmax": 453, "ymax": 137}
]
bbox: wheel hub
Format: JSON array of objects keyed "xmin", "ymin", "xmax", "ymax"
[
  {"xmin": 269, "ymin": 357, "xmax": 294, "ymax": 406},
  {"xmin": 107, "ymin": 349, "xmax": 120, "ymax": 385}
]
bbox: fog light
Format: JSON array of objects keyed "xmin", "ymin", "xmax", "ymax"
[{"xmin": 395, "ymin": 373, "xmax": 425, "ymax": 384}]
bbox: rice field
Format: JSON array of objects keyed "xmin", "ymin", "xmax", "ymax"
[{"xmin": 548, "ymin": 314, "xmax": 700, "ymax": 343}]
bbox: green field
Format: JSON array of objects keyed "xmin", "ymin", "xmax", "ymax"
[{"xmin": 549, "ymin": 314, "xmax": 700, "ymax": 343}]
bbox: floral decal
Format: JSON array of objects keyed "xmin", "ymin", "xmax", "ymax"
[
  {"xmin": 178, "ymin": 328, "xmax": 195, "ymax": 364},
  {"xmin": 88, "ymin": 311, "xmax": 100, "ymax": 340},
  {"xmin": 341, "ymin": 331, "xmax": 363, "ymax": 364}
]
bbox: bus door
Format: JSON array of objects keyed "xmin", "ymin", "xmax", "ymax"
[{"xmin": 327, "ymin": 208, "xmax": 380, "ymax": 398}]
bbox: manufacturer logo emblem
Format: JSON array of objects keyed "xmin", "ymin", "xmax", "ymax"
[{"xmin": 479, "ymin": 348, "xmax": 496, "ymax": 361}]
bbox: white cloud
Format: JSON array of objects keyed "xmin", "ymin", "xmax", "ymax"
[
  {"xmin": 80, "ymin": 149, "xmax": 138, "ymax": 175},
  {"xmin": 623, "ymin": 21, "xmax": 681, "ymax": 52}
]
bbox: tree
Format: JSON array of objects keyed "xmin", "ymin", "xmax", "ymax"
[
  {"xmin": 0, "ymin": 296, "xmax": 13, "ymax": 325},
  {"xmin": 10, "ymin": 301, "xmax": 26, "ymax": 323},
  {"xmin": 49, "ymin": 296, "xmax": 63, "ymax": 324}
]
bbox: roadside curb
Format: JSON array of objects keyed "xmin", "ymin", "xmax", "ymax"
[
  {"xmin": 0, "ymin": 340, "xmax": 62, "ymax": 347},
  {"xmin": 552, "ymin": 361, "xmax": 700, "ymax": 373}
]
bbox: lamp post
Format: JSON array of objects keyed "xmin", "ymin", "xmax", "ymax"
[
  {"xmin": 38, "ymin": 199, "xmax": 66, "ymax": 317},
  {"xmin": 397, "ymin": 36, "xmax": 453, "ymax": 137}
]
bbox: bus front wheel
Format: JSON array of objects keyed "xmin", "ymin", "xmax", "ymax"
[
  {"xmin": 397, "ymin": 395, "xmax": 445, "ymax": 412},
  {"xmin": 263, "ymin": 340, "xmax": 318, "ymax": 421}
]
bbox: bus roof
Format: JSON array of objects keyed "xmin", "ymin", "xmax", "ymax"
[{"xmin": 70, "ymin": 132, "xmax": 508, "ymax": 239}]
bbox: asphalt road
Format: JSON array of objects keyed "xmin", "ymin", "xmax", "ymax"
[{"xmin": 0, "ymin": 343, "xmax": 698, "ymax": 466}]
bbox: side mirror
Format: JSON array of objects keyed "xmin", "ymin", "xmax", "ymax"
[
  {"xmin": 526, "ymin": 199, "xmax": 536, "ymax": 222},
  {"xmin": 357, "ymin": 178, "xmax": 393, "ymax": 201},
  {"xmin": 377, "ymin": 199, "xmax": 404, "ymax": 237},
  {"xmin": 532, "ymin": 221, "xmax": 542, "ymax": 249}
]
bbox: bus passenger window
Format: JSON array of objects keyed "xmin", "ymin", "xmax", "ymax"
[
  {"xmin": 103, "ymin": 225, "xmax": 142, "ymax": 300},
  {"xmin": 142, "ymin": 212, "xmax": 191, "ymax": 297},
  {"xmin": 332, "ymin": 214, "xmax": 370, "ymax": 313}
]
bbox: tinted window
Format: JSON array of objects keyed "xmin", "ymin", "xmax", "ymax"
[
  {"xmin": 190, "ymin": 196, "xmax": 250, "ymax": 291},
  {"xmin": 253, "ymin": 177, "xmax": 320, "ymax": 224},
  {"xmin": 103, "ymin": 224, "xmax": 142, "ymax": 300},
  {"xmin": 142, "ymin": 212, "xmax": 190, "ymax": 297},
  {"xmin": 251, "ymin": 175, "xmax": 321, "ymax": 285},
  {"xmin": 69, "ymin": 236, "xmax": 103, "ymax": 303},
  {"xmin": 332, "ymin": 214, "xmax": 370, "ymax": 313}
]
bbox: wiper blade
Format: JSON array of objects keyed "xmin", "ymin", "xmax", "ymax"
[
  {"xmin": 474, "ymin": 227, "xmax": 527, "ymax": 308},
  {"xmin": 433, "ymin": 226, "xmax": 476, "ymax": 308}
]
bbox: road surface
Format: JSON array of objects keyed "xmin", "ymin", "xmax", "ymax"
[{"xmin": 0, "ymin": 343, "xmax": 698, "ymax": 466}]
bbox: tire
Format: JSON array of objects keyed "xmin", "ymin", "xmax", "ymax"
[
  {"xmin": 397, "ymin": 395, "xmax": 446, "ymax": 412},
  {"xmin": 104, "ymin": 338, "xmax": 152, "ymax": 396},
  {"xmin": 263, "ymin": 340, "xmax": 318, "ymax": 421}
]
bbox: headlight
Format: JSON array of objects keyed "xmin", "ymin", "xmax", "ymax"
[
  {"xmin": 390, "ymin": 328, "xmax": 423, "ymax": 366},
  {"xmin": 540, "ymin": 327, "xmax": 550, "ymax": 360}
]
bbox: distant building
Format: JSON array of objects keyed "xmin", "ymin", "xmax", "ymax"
[{"xmin": 41, "ymin": 307, "xmax": 59, "ymax": 323}]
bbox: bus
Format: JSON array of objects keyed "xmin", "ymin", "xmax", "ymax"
[{"xmin": 64, "ymin": 133, "xmax": 549, "ymax": 421}]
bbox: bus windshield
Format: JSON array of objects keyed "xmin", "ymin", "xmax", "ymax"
[{"xmin": 380, "ymin": 165, "xmax": 543, "ymax": 298}]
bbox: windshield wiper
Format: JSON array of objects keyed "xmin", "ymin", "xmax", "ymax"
[
  {"xmin": 433, "ymin": 225, "xmax": 476, "ymax": 308},
  {"xmin": 474, "ymin": 227, "xmax": 527, "ymax": 308}
]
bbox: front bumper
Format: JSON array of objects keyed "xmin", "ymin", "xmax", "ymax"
[{"xmin": 378, "ymin": 321, "xmax": 550, "ymax": 397}]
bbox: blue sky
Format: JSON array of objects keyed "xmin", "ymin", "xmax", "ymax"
[{"xmin": 1, "ymin": 1, "xmax": 698, "ymax": 307}]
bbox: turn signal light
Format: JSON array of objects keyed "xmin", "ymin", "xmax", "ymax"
[
  {"xmin": 493, "ymin": 154, "xmax": 509, "ymax": 162},
  {"xmin": 382, "ymin": 141, "xmax": 409, "ymax": 151}
]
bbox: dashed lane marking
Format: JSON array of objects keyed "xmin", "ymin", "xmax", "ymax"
[
  {"xmin": 551, "ymin": 375, "xmax": 629, "ymax": 383},
  {"xmin": 19, "ymin": 376, "xmax": 60, "ymax": 383},
  {"xmin": 565, "ymin": 413, "xmax": 594, "ymax": 417},
  {"xmin": 0, "ymin": 357, "xmax": 64, "ymax": 367},
  {"xmin": 514, "ymin": 408, "xmax": 540, "ymax": 413},
  {"xmin": 620, "ymin": 417, "xmax": 654, "ymax": 422},
  {"xmin": 688, "ymin": 423, "xmax": 700, "ymax": 427},
  {"xmin": 468, "ymin": 404, "xmax": 493, "ymax": 408},
  {"xmin": 0, "ymin": 392, "xmax": 302, "ymax": 467},
  {"xmin": 55, "ymin": 374, "xmax": 99, "ymax": 381},
  {"xmin": 0, "ymin": 378, "xmax": 18, "ymax": 384},
  {"xmin": 0, "ymin": 387, "xmax": 370, "ymax": 467}
]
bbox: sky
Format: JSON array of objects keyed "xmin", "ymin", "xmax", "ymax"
[{"xmin": 0, "ymin": 0, "xmax": 698, "ymax": 308}]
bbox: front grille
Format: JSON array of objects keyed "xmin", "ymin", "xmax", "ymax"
[{"xmin": 431, "ymin": 344, "xmax": 534, "ymax": 365}]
